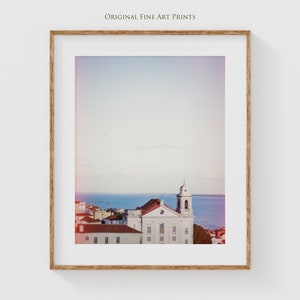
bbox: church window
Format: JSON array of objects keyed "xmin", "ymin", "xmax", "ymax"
[
  {"xmin": 185, "ymin": 228, "xmax": 189, "ymax": 234},
  {"xmin": 185, "ymin": 200, "xmax": 188, "ymax": 209},
  {"xmin": 105, "ymin": 237, "xmax": 109, "ymax": 244},
  {"xmin": 94, "ymin": 237, "xmax": 98, "ymax": 244},
  {"xmin": 147, "ymin": 226, "xmax": 151, "ymax": 234},
  {"xmin": 116, "ymin": 237, "xmax": 120, "ymax": 244},
  {"xmin": 160, "ymin": 224, "xmax": 164, "ymax": 234},
  {"xmin": 172, "ymin": 226, "xmax": 176, "ymax": 234},
  {"xmin": 172, "ymin": 236, "xmax": 176, "ymax": 241},
  {"xmin": 185, "ymin": 239, "xmax": 188, "ymax": 244},
  {"xmin": 160, "ymin": 236, "xmax": 164, "ymax": 242},
  {"xmin": 147, "ymin": 237, "xmax": 151, "ymax": 242}
]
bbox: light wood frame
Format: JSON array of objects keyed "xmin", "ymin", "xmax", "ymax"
[{"xmin": 50, "ymin": 30, "xmax": 251, "ymax": 270}]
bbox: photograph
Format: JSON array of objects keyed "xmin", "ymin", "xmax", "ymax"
[{"xmin": 74, "ymin": 56, "xmax": 225, "ymax": 245}]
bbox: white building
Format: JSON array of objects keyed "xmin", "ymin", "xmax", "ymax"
[
  {"xmin": 75, "ymin": 224, "xmax": 142, "ymax": 244},
  {"xmin": 127, "ymin": 183, "xmax": 194, "ymax": 244},
  {"xmin": 75, "ymin": 201, "xmax": 86, "ymax": 213}
]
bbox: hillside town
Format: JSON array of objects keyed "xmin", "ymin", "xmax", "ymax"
[{"xmin": 75, "ymin": 183, "xmax": 225, "ymax": 244}]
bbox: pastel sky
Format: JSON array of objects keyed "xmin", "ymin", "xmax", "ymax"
[{"xmin": 75, "ymin": 56, "xmax": 225, "ymax": 194}]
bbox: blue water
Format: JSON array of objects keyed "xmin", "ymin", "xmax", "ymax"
[{"xmin": 75, "ymin": 193, "xmax": 225, "ymax": 230}]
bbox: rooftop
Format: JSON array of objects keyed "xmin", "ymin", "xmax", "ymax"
[
  {"xmin": 80, "ymin": 216, "xmax": 100, "ymax": 223},
  {"xmin": 105, "ymin": 214, "xmax": 123, "ymax": 221},
  {"xmin": 137, "ymin": 199, "xmax": 178, "ymax": 216},
  {"xmin": 77, "ymin": 224, "xmax": 142, "ymax": 234}
]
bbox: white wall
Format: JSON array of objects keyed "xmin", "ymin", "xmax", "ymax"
[
  {"xmin": 75, "ymin": 231, "xmax": 142, "ymax": 244},
  {"xmin": 1, "ymin": 1, "xmax": 300, "ymax": 299}
]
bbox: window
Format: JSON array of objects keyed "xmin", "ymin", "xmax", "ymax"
[
  {"xmin": 94, "ymin": 237, "xmax": 98, "ymax": 244},
  {"xmin": 185, "ymin": 200, "xmax": 188, "ymax": 209},
  {"xmin": 85, "ymin": 235, "xmax": 89, "ymax": 241},
  {"xmin": 160, "ymin": 236, "xmax": 164, "ymax": 242},
  {"xmin": 105, "ymin": 237, "xmax": 109, "ymax": 244},
  {"xmin": 116, "ymin": 236, "xmax": 120, "ymax": 244},
  {"xmin": 185, "ymin": 227, "xmax": 189, "ymax": 234},
  {"xmin": 172, "ymin": 226, "xmax": 176, "ymax": 234},
  {"xmin": 160, "ymin": 223, "xmax": 164, "ymax": 234},
  {"xmin": 147, "ymin": 226, "xmax": 151, "ymax": 234},
  {"xmin": 185, "ymin": 239, "xmax": 188, "ymax": 244},
  {"xmin": 172, "ymin": 236, "xmax": 176, "ymax": 241},
  {"xmin": 147, "ymin": 237, "xmax": 151, "ymax": 242}
]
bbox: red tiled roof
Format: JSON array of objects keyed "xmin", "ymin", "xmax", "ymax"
[
  {"xmin": 138, "ymin": 199, "xmax": 160, "ymax": 215},
  {"xmin": 216, "ymin": 229, "xmax": 225, "ymax": 238},
  {"xmin": 138, "ymin": 199, "xmax": 178, "ymax": 216},
  {"xmin": 75, "ymin": 213, "xmax": 92, "ymax": 217},
  {"xmin": 80, "ymin": 216, "xmax": 100, "ymax": 223},
  {"xmin": 105, "ymin": 215, "xmax": 123, "ymax": 220},
  {"xmin": 78, "ymin": 224, "xmax": 142, "ymax": 234}
]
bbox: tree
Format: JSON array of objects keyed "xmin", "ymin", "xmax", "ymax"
[{"xmin": 193, "ymin": 224, "xmax": 212, "ymax": 244}]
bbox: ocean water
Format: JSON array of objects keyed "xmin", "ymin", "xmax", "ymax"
[{"xmin": 75, "ymin": 193, "xmax": 225, "ymax": 230}]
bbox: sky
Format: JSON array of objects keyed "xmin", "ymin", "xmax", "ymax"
[{"xmin": 75, "ymin": 56, "xmax": 225, "ymax": 194}]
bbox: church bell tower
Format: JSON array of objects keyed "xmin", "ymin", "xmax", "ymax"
[{"xmin": 176, "ymin": 181, "xmax": 193, "ymax": 216}]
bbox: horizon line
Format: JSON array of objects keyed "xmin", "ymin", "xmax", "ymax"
[{"xmin": 75, "ymin": 192, "xmax": 225, "ymax": 196}]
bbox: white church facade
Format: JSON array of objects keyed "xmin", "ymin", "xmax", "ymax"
[{"xmin": 127, "ymin": 183, "xmax": 194, "ymax": 244}]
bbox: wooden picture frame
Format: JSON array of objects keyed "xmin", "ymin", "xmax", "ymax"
[{"xmin": 50, "ymin": 30, "xmax": 251, "ymax": 270}]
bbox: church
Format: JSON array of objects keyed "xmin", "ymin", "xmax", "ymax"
[{"xmin": 127, "ymin": 182, "xmax": 194, "ymax": 244}]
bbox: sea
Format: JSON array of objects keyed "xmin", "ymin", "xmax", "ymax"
[{"xmin": 75, "ymin": 193, "xmax": 225, "ymax": 230}]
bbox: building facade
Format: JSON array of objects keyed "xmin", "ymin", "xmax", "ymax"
[
  {"xmin": 75, "ymin": 224, "xmax": 142, "ymax": 244},
  {"xmin": 127, "ymin": 183, "xmax": 194, "ymax": 244}
]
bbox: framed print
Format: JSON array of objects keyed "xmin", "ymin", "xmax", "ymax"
[{"xmin": 50, "ymin": 30, "xmax": 251, "ymax": 270}]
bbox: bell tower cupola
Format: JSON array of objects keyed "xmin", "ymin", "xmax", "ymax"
[{"xmin": 176, "ymin": 180, "xmax": 193, "ymax": 216}]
